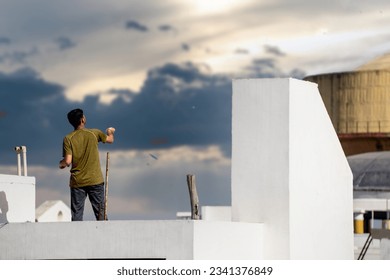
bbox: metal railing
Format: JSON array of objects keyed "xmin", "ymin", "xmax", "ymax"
[{"xmin": 336, "ymin": 120, "xmax": 390, "ymax": 134}]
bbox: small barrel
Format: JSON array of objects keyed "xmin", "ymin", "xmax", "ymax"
[{"xmin": 354, "ymin": 212, "xmax": 365, "ymax": 234}]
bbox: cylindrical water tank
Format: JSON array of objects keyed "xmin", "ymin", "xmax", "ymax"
[
  {"xmin": 305, "ymin": 70, "xmax": 390, "ymax": 134},
  {"xmin": 305, "ymin": 54, "xmax": 390, "ymax": 156}
]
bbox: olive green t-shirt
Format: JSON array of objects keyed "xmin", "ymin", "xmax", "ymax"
[{"xmin": 63, "ymin": 128, "xmax": 107, "ymax": 188}]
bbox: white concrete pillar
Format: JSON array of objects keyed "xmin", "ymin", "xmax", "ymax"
[
  {"xmin": 231, "ymin": 78, "xmax": 354, "ymax": 259},
  {"xmin": 0, "ymin": 174, "xmax": 35, "ymax": 223}
]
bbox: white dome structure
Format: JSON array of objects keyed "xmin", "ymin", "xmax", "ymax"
[{"xmin": 349, "ymin": 151, "xmax": 390, "ymax": 195}]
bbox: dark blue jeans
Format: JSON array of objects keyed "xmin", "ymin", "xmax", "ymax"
[{"xmin": 70, "ymin": 183, "xmax": 105, "ymax": 221}]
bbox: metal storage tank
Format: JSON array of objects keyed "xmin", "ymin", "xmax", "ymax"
[{"xmin": 305, "ymin": 53, "xmax": 390, "ymax": 156}]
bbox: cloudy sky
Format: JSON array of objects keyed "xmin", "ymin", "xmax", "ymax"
[{"xmin": 0, "ymin": 0, "xmax": 389, "ymax": 220}]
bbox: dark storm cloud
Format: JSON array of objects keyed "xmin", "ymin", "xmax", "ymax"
[
  {"xmin": 181, "ymin": 43, "xmax": 190, "ymax": 51},
  {"xmin": 244, "ymin": 58, "xmax": 306, "ymax": 79},
  {"xmin": 264, "ymin": 45, "xmax": 285, "ymax": 57},
  {"xmin": 289, "ymin": 68, "xmax": 307, "ymax": 79},
  {"xmin": 108, "ymin": 88, "xmax": 136, "ymax": 103},
  {"xmin": 158, "ymin": 24, "xmax": 176, "ymax": 32},
  {"xmin": 0, "ymin": 58, "xmax": 304, "ymax": 167},
  {"xmin": 0, "ymin": 62, "xmax": 232, "ymax": 166},
  {"xmin": 0, "ymin": 68, "xmax": 70, "ymax": 165},
  {"xmin": 76, "ymin": 62, "xmax": 233, "ymax": 159},
  {"xmin": 125, "ymin": 20, "xmax": 149, "ymax": 32},
  {"xmin": 245, "ymin": 58, "xmax": 284, "ymax": 78},
  {"xmin": 0, "ymin": 37, "xmax": 11, "ymax": 45},
  {"xmin": 116, "ymin": 62, "xmax": 232, "ymax": 152},
  {"xmin": 0, "ymin": 48, "xmax": 39, "ymax": 64},
  {"xmin": 55, "ymin": 36, "xmax": 76, "ymax": 50}
]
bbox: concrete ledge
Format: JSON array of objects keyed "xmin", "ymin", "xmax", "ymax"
[{"xmin": 0, "ymin": 220, "xmax": 264, "ymax": 260}]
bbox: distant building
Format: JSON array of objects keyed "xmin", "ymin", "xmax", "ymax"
[
  {"xmin": 348, "ymin": 151, "xmax": 390, "ymax": 230},
  {"xmin": 35, "ymin": 200, "xmax": 71, "ymax": 222}
]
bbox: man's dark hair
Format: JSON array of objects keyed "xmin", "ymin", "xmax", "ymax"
[{"xmin": 67, "ymin": 108, "xmax": 84, "ymax": 129}]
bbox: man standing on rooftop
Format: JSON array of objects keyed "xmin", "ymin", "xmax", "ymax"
[{"xmin": 59, "ymin": 108, "xmax": 115, "ymax": 221}]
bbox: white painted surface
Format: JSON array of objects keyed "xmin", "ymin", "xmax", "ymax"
[
  {"xmin": 354, "ymin": 198, "xmax": 389, "ymax": 211},
  {"xmin": 0, "ymin": 220, "xmax": 263, "ymax": 260},
  {"xmin": 201, "ymin": 206, "xmax": 231, "ymax": 221},
  {"xmin": 193, "ymin": 221, "xmax": 263, "ymax": 259},
  {"xmin": 232, "ymin": 79, "xmax": 290, "ymax": 259},
  {"xmin": 36, "ymin": 200, "xmax": 71, "ymax": 222},
  {"xmin": 288, "ymin": 78, "xmax": 353, "ymax": 259},
  {"xmin": 231, "ymin": 78, "xmax": 354, "ymax": 259},
  {"xmin": 380, "ymin": 238, "xmax": 390, "ymax": 259},
  {"xmin": 0, "ymin": 174, "xmax": 35, "ymax": 223}
]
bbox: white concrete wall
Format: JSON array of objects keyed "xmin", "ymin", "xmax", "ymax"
[
  {"xmin": 0, "ymin": 174, "xmax": 35, "ymax": 223},
  {"xmin": 201, "ymin": 206, "xmax": 231, "ymax": 221},
  {"xmin": 288, "ymin": 78, "xmax": 353, "ymax": 259},
  {"xmin": 232, "ymin": 78, "xmax": 290, "ymax": 258},
  {"xmin": 231, "ymin": 78, "xmax": 354, "ymax": 259},
  {"xmin": 193, "ymin": 221, "xmax": 263, "ymax": 259},
  {"xmin": 0, "ymin": 220, "xmax": 263, "ymax": 260}
]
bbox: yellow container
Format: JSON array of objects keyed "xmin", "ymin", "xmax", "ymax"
[{"xmin": 354, "ymin": 213, "xmax": 364, "ymax": 234}]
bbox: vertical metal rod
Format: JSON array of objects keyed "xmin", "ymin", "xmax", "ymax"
[
  {"xmin": 22, "ymin": 146, "xmax": 27, "ymax": 176},
  {"xmin": 104, "ymin": 152, "xmax": 110, "ymax": 221},
  {"xmin": 16, "ymin": 150, "xmax": 21, "ymax": 176}
]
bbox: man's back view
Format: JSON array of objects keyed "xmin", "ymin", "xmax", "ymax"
[{"xmin": 59, "ymin": 108, "xmax": 115, "ymax": 221}]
